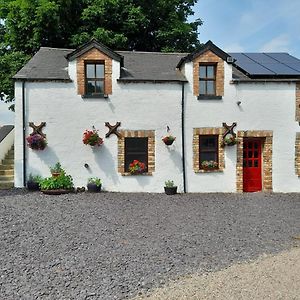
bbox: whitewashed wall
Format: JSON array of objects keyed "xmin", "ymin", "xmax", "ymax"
[
  {"xmin": 15, "ymin": 59, "xmax": 184, "ymax": 192},
  {"xmin": 184, "ymin": 61, "xmax": 300, "ymax": 192},
  {"xmin": 15, "ymin": 55, "xmax": 300, "ymax": 192}
]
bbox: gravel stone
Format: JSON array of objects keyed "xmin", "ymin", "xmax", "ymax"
[{"xmin": 0, "ymin": 190, "xmax": 299, "ymax": 299}]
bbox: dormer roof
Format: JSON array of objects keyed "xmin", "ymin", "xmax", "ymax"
[
  {"xmin": 66, "ymin": 39, "xmax": 123, "ymax": 62},
  {"xmin": 177, "ymin": 40, "xmax": 231, "ymax": 68}
]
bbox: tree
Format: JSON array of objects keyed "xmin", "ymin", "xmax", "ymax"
[{"xmin": 0, "ymin": 0, "xmax": 202, "ymax": 110}]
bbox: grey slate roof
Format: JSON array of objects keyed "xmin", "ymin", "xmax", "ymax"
[
  {"xmin": 117, "ymin": 51, "xmax": 187, "ymax": 82},
  {"xmin": 14, "ymin": 47, "xmax": 187, "ymax": 82},
  {"xmin": 14, "ymin": 47, "xmax": 73, "ymax": 81},
  {"xmin": 13, "ymin": 43, "xmax": 300, "ymax": 83}
]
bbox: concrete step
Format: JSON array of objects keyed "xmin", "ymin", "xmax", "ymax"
[
  {"xmin": 0, "ymin": 165, "xmax": 14, "ymax": 170},
  {"xmin": 0, "ymin": 169, "xmax": 14, "ymax": 176},
  {"xmin": 2, "ymin": 159, "xmax": 14, "ymax": 165},
  {"xmin": 0, "ymin": 175, "xmax": 14, "ymax": 181},
  {"xmin": 0, "ymin": 182, "xmax": 14, "ymax": 189}
]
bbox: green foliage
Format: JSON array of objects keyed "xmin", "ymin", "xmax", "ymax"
[
  {"xmin": 165, "ymin": 180, "xmax": 175, "ymax": 187},
  {"xmin": 28, "ymin": 173, "xmax": 43, "ymax": 183},
  {"xmin": 40, "ymin": 172, "xmax": 74, "ymax": 190},
  {"xmin": 50, "ymin": 162, "xmax": 63, "ymax": 174},
  {"xmin": 87, "ymin": 177, "xmax": 102, "ymax": 187},
  {"xmin": 0, "ymin": 0, "xmax": 202, "ymax": 109},
  {"xmin": 0, "ymin": 50, "xmax": 30, "ymax": 110}
]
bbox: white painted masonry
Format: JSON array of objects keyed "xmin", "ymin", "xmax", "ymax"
[
  {"xmin": 15, "ymin": 59, "xmax": 184, "ymax": 192},
  {"xmin": 14, "ymin": 43, "xmax": 300, "ymax": 192}
]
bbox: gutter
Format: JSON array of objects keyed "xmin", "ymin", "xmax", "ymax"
[
  {"xmin": 181, "ymin": 82, "xmax": 186, "ymax": 193},
  {"xmin": 22, "ymin": 81, "xmax": 26, "ymax": 187}
]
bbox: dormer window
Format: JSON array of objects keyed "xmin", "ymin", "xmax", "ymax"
[
  {"xmin": 85, "ymin": 62, "xmax": 105, "ymax": 96},
  {"xmin": 199, "ymin": 64, "xmax": 216, "ymax": 96}
]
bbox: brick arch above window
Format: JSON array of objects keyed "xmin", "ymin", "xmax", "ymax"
[
  {"xmin": 118, "ymin": 130, "xmax": 155, "ymax": 176},
  {"xmin": 77, "ymin": 48, "xmax": 112, "ymax": 96}
]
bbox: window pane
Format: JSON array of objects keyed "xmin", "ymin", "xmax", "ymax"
[
  {"xmin": 200, "ymin": 152, "xmax": 217, "ymax": 163},
  {"xmin": 199, "ymin": 81, "xmax": 206, "ymax": 95},
  {"xmin": 125, "ymin": 138, "xmax": 148, "ymax": 172},
  {"xmin": 199, "ymin": 66, "xmax": 206, "ymax": 78},
  {"xmin": 207, "ymin": 81, "xmax": 215, "ymax": 95},
  {"xmin": 96, "ymin": 64, "xmax": 104, "ymax": 78},
  {"xmin": 248, "ymin": 161, "xmax": 252, "ymax": 167},
  {"xmin": 207, "ymin": 66, "xmax": 215, "ymax": 78},
  {"xmin": 86, "ymin": 64, "xmax": 95, "ymax": 78},
  {"xmin": 86, "ymin": 80, "xmax": 95, "ymax": 94},
  {"xmin": 254, "ymin": 160, "xmax": 258, "ymax": 167},
  {"xmin": 95, "ymin": 81, "xmax": 104, "ymax": 94},
  {"xmin": 200, "ymin": 136, "xmax": 217, "ymax": 149}
]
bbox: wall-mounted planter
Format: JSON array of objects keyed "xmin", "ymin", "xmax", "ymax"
[
  {"xmin": 162, "ymin": 136, "xmax": 176, "ymax": 146},
  {"xmin": 26, "ymin": 133, "xmax": 47, "ymax": 150}
]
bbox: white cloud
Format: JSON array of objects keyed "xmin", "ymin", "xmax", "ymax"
[
  {"xmin": 224, "ymin": 43, "xmax": 245, "ymax": 53},
  {"xmin": 260, "ymin": 34, "xmax": 290, "ymax": 52}
]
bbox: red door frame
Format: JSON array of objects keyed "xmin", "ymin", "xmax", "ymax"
[{"xmin": 243, "ymin": 138, "xmax": 263, "ymax": 192}]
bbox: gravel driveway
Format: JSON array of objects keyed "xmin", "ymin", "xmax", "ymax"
[{"xmin": 0, "ymin": 190, "xmax": 299, "ymax": 299}]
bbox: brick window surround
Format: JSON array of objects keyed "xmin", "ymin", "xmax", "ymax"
[
  {"xmin": 193, "ymin": 50, "xmax": 224, "ymax": 97},
  {"xmin": 295, "ymin": 133, "xmax": 300, "ymax": 176},
  {"xmin": 236, "ymin": 131, "xmax": 273, "ymax": 192},
  {"xmin": 118, "ymin": 130, "xmax": 155, "ymax": 175},
  {"xmin": 193, "ymin": 128, "xmax": 225, "ymax": 173},
  {"xmin": 296, "ymin": 83, "xmax": 300, "ymax": 121},
  {"xmin": 77, "ymin": 48, "xmax": 112, "ymax": 96}
]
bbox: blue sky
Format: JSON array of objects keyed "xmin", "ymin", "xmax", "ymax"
[{"xmin": 192, "ymin": 0, "xmax": 300, "ymax": 57}]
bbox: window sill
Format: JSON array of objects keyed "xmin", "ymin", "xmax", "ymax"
[
  {"xmin": 195, "ymin": 168, "xmax": 223, "ymax": 173},
  {"xmin": 121, "ymin": 172, "xmax": 152, "ymax": 176},
  {"xmin": 197, "ymin": 95, "xmax": 222, "ymax": 100},
  {"xmin": 82, "ymin": 94, "xmax": 109, "ymax": 99}
]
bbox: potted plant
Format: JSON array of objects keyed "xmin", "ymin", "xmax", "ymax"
[
  {"xmin": 83, "ymin": 126, "xmax": 104, "ymax": 146},
  {"xmin": 222, "ymin": 134, "xmax": 237, "ymax": 146},
  {"xmin": 164, "ymin": 180, "xmax": 177, "ymax": 195},
  {"xmin": 26, "ymin": 133, "xmax": 47, "ymax": 150},
  {"xmin": 40, "ymin": 170, "xmax": 74, "ymax": 195},
  {"xmin": 128, "ymin": 160, "xmax": 146, "ymax": 175},
  {"xmin": 162, "ymin": 135, "xmax": 176, "ymax": 146},
  {"xmin": 50, "ymin": 162, "xmax": 64, "ymax": 177},
  {"xmin": 201, "ymin": 160, "xmax": 218, "ymax": 170},
  {"xmin": 87, "ymin": 177, "xmax": 102, "ymax": 192},
  {"xmin": 27, "ymin": 174, "xmax": 42, "ymax": 191}
]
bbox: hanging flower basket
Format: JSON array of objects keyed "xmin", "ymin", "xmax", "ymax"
[
  {"xmin": 162, "ymin": 135, "xmax": 176, "ymax": 146},
  {"xmin": 26, "ymin": 133, "xmax": 47, "ymax": 150},
  {"xmin": 128, "ymin": 160, "xmax": 146, "ymax": 175},
  {"xmin": 201, "ymin": 160, "xmax": 218, "ymax": 170},
  {"xmin": 83, "ymin": 127, "xmax": 103, "ymax": 146},
  {"xmin": 222, "ymin": 134, "xmax": 237, "ymax": 146}
]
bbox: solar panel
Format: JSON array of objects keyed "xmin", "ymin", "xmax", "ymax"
[
  {"xmin": 229, "ymin": 53, "xmax": 275, "ymax": 75},
  {"xmin": 266, "ymin": 53, "xmax": 300, "ymax": 73},
  {"xmin": 229, "ymin": 52, "xmax": 300, "ymax": 77}
]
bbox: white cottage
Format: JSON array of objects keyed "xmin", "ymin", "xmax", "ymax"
[{"xmin": 13, "ymin": 40, "xmax": 300, "ymax": 192}]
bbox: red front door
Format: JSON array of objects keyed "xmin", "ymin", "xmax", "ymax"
[{"xmin": 243, "ymin": 139, "xmax": 262, "ymax": 192}]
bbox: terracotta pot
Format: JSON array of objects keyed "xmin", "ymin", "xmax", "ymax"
[{"xmin": 51, "ymin": 172, "xmax": 61, "ymax": 177}]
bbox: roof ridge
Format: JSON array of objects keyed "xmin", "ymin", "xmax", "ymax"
[
  {"xmin": 116, "ymin": 50, "xmax": 188, "ymax": 55},
  {"xmin": 40, "ymin": 47, "xmax": 74, "ymax": 51}
]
